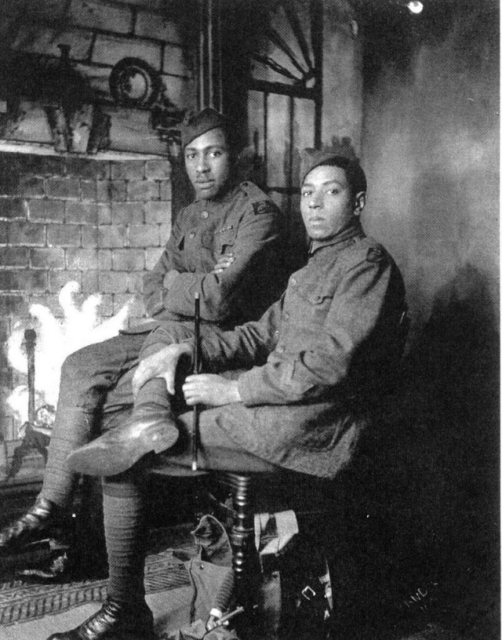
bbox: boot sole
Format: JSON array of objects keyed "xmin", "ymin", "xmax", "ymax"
[{"xmin": 66, "ymin": 428, "xmax": 178, "ymax": 477}]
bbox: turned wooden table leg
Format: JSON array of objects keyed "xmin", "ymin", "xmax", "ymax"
[
  {"xmin": 228, "ymin": 474, "xmax": 254, "ymax": 581},
  {"xmin": 222, "ymin": 472, "xmax": 260, "ymax": 622}
]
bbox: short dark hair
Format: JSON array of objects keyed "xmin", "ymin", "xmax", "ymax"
[{"xmin": 314, "ymin": 157, "xmax": 367, "ymax": 198}]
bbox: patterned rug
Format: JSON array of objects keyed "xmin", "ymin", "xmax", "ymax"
[{"xmin": 0, "ymin": 526, "xmax": 195, "ymax": 626}]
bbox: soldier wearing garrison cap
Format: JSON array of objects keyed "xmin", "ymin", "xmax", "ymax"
[
  {"xmin": 41, "ymin": 138, "xmax": 408, "ymax": 640},
  {"xmin": 0, "ymin": 108, "xmax": 286, "ymax": 577},
  {"xmin": 150, "ymin": 140, "xmax": 406, "ymax": 480},
  {"xmin": 180, "ymin": 107, "xmax": 235, "ymax": 148},
  {"xmin": 44, "ymin": 138, "xmax": 407, "ymax": 640},
  {"xmin": 300, "ymin": 139, "xmax": 367, "ymax": 192}
]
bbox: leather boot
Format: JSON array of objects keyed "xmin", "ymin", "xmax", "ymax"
[
  {"xmin": 46, "ymin": 597, "xmax": 155, "ymax": 639},
  {"xmin": 0, "ymin": 497, "xmax": 69, "ymax": 555},
  {"xmin": 67, "ymin": 403, "xmax": 179, "ymax": 477}
]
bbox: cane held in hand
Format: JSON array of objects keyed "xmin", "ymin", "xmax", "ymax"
[{"xmin": 191, "ymin": 293, "xmax": 201, "ymax": 471}]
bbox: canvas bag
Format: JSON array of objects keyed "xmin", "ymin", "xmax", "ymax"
[
  {"xmin": 167, "ymin": 514, "xmax": 240, "ymax": 640},
  {"xmin": 254, "ymin": 510, "xmax": 333, "ymax": 640}
]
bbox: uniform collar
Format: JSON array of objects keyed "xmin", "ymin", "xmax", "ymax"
[
  {"xmin": 195, "ymin": 180, "xmax": 239, "ymax": 209},
  {"xmin": 309, "ymin": 219, "xmax": 365, "ymax": 255}
]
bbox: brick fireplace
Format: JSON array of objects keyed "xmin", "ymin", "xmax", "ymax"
[{"xmin": 0, "ymin": 149, "xmax": 172, "ymax": 454}]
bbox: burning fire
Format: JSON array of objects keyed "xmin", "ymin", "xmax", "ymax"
[{"xmin": 7, "ymin": 282, "xmax": 133, "ymax": 426}]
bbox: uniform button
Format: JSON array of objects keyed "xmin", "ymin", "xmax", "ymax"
[
  {"xmin": 276, "ymin": 345, "xmax": 285, "ymax": 353},
  {"xmin": 189, "ymin": 232, "xmax": 195, "ymax": 239},
  {"xmin": 201, "ymin": 211, "xmax": 209, "ymax": 219},
  {"xmin": 290, "ymin": 278, "xmax": 297, "ymax": 286}
]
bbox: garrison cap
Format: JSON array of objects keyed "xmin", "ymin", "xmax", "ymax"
[
  {"xmin": 181, "ymin": 107, "xmax": 233, "ymax": 148},
  {"xmin": 301, "ymin": 138, "xmax": 367, "ymax": 192}
]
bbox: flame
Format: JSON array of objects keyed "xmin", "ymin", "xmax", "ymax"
[
  {"xmin": 6, "ymin": 385, "xmax": 45, "ymax": 425},
  {"xmin": 7, "ymin": 282, "xmax": 134, "ymax": 426}
]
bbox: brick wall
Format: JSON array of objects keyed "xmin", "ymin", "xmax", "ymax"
[
  {"xmin": 0, "ymin": 0, "xmax": 193, "ymax": 470},
  {"xmin": 4, "ymin": 0, "xmax": 197, "ymax": 154},
  {"xmin": 0, "ymin": 150, "xmax": 172, "ymax": 441},
  {"xmin": 12, "ymin": 0, "xmax": 193, "ymax": 99}
]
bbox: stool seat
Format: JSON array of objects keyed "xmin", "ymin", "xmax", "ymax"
[{"xmin": 148, "ymin": 461, "xmax": 210, "ymax": 477}]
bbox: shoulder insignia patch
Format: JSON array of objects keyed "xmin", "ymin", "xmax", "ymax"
[
  {"xmin": 252, "ymin": 200, "xmax": 277, "ymax": 215},
  {"xmin": 366, "ymin": 247, "xmax": 385, "ymax": 263}
]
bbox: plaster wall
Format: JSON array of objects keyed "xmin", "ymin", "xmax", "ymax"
[
  {"xmin": 355, "ymin": 4, "xmax": 499, "ymax": 630},
  {"xmin": 322, "ymin": 0, "xmax": 363, "ymax": 150},
  {"xmin": 361, "ymin": 2, "xmax": 499, "ymax": 332}
]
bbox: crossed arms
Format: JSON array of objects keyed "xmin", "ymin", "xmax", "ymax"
[
  {"xmin": 135, "ymin": 253, "xmax": 242, "ymax": 407},
  {"xmin": 143, "ymin": 201, "xmax": 282, "ymax": 323}
]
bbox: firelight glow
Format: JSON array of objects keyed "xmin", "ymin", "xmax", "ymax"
[{"xmin": 7, "ymin": 282, "xmax": 133, "ymax": 425}]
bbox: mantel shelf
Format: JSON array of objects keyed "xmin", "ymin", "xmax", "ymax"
[{"xmin": 0, "ymin": 139, "xmax": 167, "ymax": 160}]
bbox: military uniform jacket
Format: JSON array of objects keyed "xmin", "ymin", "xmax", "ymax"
[
  {"xmin": 141, "ymin": 181, "xmax": 284, "ymax": 330},
  {"xmin": 200, "ymin": 221, "xmax": 407, "ymax": 478}
]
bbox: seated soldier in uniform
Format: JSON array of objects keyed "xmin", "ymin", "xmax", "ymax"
[
  {"xmin": 0, "ymin": 108, "xmax": 285, "ymax": 559},
  {"xmin": 45, "ymin": 142, "xmax": 407, "ymax": 640}
]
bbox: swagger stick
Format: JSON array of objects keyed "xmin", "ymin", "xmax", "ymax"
[{"xmin": 191, "ymin": 293, "xmax": 201, "ymax": 471}]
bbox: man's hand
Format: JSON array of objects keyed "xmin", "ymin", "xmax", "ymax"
[
  {"xmin": 183, "ymin": 374, "xmax": 241, "ymax": 406},
  {"xmin": 211, "ymin": 253, "xmax": 235, "ymax": 274},
  {"xmin": 132, "ymin": 343, "xmax": 192, "ymax": 397},
  {"xmin": 163, "ymin": 269, "xmax": 180, "ymax": 289}
]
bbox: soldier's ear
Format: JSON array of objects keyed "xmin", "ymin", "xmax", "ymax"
[{"xmin": 354, "ymin": 192, "xmax": 366, "ymax": 215}]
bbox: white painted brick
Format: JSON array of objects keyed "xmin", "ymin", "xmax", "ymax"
[
  {"xmin": 4, "ymin": 101, "xmax": 52, "ymax": 145},
  {"xmin": 146, "ymin": 247, "xmax": 164, "ymax": 270},
  {"xmin": 163, "ymin": 43, "xmax": 192, "ymax": 77},
  {"xmin": 107, "ymin": 107, "xmax": 168, "ymax": 155},
  {"xmin": 13, "ymin": 25, "xmax": 93, "ymax": 60},
  {"xmin": 160, "ymin": 74, "xmax": 196, "ymax": 109},
  {"xmin": 135, "ymin": 10, "xmax": 181, "ymax": 44},
  {"xmin": 93, "ymin": 33, "xmax": 161, "ymax": 69},
  {"xmin": 69, "ymin": 0, "xmax": 133, "ymax": 35}
]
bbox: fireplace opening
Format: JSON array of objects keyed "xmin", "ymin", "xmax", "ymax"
[{"xmin": 0, "ymin": 147, "xmax": 173, "ymax": 485}]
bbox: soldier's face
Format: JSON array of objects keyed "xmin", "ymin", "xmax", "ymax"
[
  {"xmin": 184, "ymin": 128, "xmax": 231, "ymax": 200},
  {"xmin": 301, "ymin": 165, "xmax": 365, "ymax": 241}
]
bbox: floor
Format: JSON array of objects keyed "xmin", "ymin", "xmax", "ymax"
[
  {"xmin": 0, "ymin": 479, "xmax": 497, "ymax": 640},
  {"xmin": 1, "ymin": 595, "xmax": 471, "ymax": 640},
  {"xmin": 0, "ymin": 560, "xmax": 495, "ymax": 640},
  {"xmin": 2, "ymin": 586, "xmax": 193, "ymax": 640}
]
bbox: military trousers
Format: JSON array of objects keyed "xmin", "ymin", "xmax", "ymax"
[
  {"xmin": 43, "ymin": 322, "xmax": 276, "ymax": 507},
  {"xmin": 108, "ymin": 321, "xmax": 279, "ymax": 474}
]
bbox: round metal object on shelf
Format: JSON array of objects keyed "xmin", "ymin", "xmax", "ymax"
[{"xmin": 109, "ymin": 57, "xmax": 162, "ymax": 108}]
